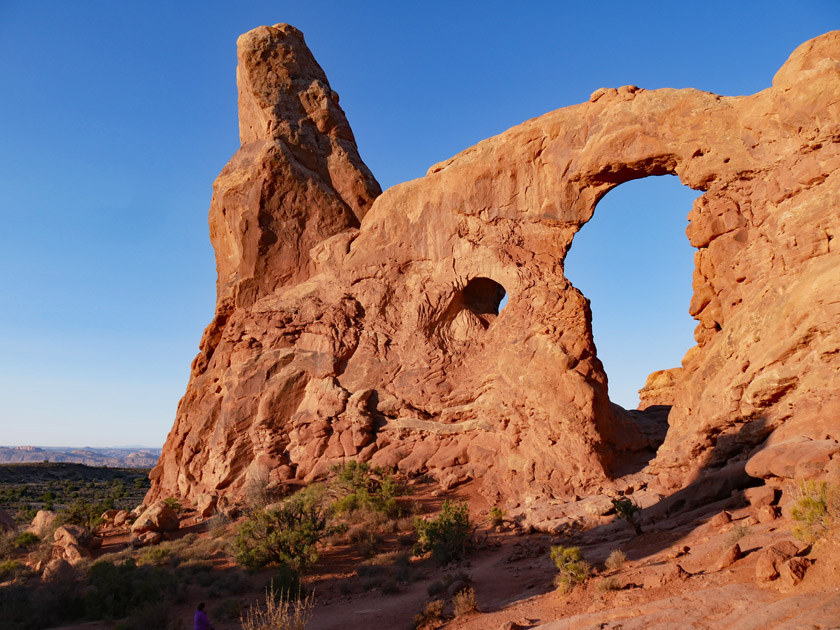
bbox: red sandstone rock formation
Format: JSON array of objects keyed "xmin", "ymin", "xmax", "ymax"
[{"xmin": 149, "ymin": 26, "xmax": 840, "ymax": 509}]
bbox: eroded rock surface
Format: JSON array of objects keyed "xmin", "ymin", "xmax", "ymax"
[{"xmin": 149, "ymin": 26, "xmax": 840, "ymax": 508}]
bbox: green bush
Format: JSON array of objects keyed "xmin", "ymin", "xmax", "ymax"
[
  {"xmin": 550, "ymin": 545, "xmax": 591, "ymax": 594},
  {"xmin": 0, "ymin": 559, "xmax": 29, "ymax": 581},
  {"xmin": 330, "ymin": 461, "xmax": 408, "ymax": 518},
  {"xmin": 792, "ymin": 480, "xmax": 839, "ymax": 543},
  {"xmin": 84, "ymin": 558, "xmax": 178, "ymax": 620},
  {"xmin": 233, "ymin": 488, "xmax": 330, "ymax": 571},
  {"xmin": 611, "ymin": 496, "xmax": 643, "ymax": 535},
  {"xmin": 57, "ymin": 498, "xmax": 105, "ymax": 530},
  {"xmin": 413, "ymin": 500, "xmax": 471, "ymax": 563},
  {"xmin": 13, "ymin": 531, "xmax": 41, "ymax": 548},
  {"xmin": 163, "ymin": 497, "xmax": 182, "ymax": 512},
  {"xmin": 489, "ymin": 506, "xmax": 504, "ymax": 527}
]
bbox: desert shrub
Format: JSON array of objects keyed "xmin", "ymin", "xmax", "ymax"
[
  {"xmin": 139, "ymin": 546, "xmax": 171, "ymax": 565},
  {"xmin": 0, "ymin": 580, "xmax": 84, "ymax": 629},
  {"xmin": 0, "ymin": 529, "xmax": 16, "ymax": 559},
  {"xmin": 792, "ymin": 480, "xmax": 840, "ymax": 544},
  {"xmin": 13, "ymin": 531, "xmax": 40, "ymax": 548},
  {"xmin": 381, "ymin": 579, "xmax": 400, "ymax": 594},
  {"xmin": 206, "ymin": 512, "xmax": 232, "ymax": 538},
  {"xmin": 489, "ymin": 506, "xmax": 504, "ymax": 527},
  {"xmin": 452, "ymin": 587, "xmax": 477, "ymax": 616},
  {"xmin": 240, "ymin": 583, "xmax": 314, "ymax": 630},
  {"xmin": 550, "ymin": 545, "xmax": 591, "ymax": 594},
  {"xmin": 0, "ymin": 559, "xmax": 30, "ymax": 582},
  {"xmin": 57, "ymin": 498, "xmax": 105, "ymax": 530},
  {"xmin": 427, "ymin": 580, "xmax": 445, "ymax": 596},
  {"xmin": 604, "ymin": 548, "xmax": 627, "ymax": 571},
  {"xmin": 233, "ymin": 488, "xmax": 330, "ymax": 571},
  {"xmin": 331, "ymin": 461, "xmax": 408, "ymax": 518},
  {"xmin": 163, "ymin": 497, "xmax": 182, "ymax": 512},
  {"xmin": 413, "ymin": 599, "xmax": 444, "ymax": 629},
  {"xmin": 598, "ymin": 576, "xmax": 621, "ymax": 593},
  {"xmin": 265, "ymin": 564, "xmax": 304, "ymax": 599},
  {"xmin": 722, "ymin": 524, "xmax": 752, "ymax": 550},
  {"xmin": 84, "ymin": 558, "xmax": 179, "ymax": 620},
  {"xmin": 611, "ymin": 496, "xmax": 643, "ymax": 535},
  {"xmin": 414, "ymin": 500, "xmax": 471, "ymax": 563}
]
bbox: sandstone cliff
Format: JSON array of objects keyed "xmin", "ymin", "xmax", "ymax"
[{"xmin": 149, "ymin": 26, "xmax": 840, "ymax": 511}]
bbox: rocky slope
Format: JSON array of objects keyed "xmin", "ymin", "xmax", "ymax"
[{"xmin": 149, "ymin": 25, "xmax": 840, "ymax": 514}]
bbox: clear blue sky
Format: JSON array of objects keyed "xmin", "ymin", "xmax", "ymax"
[{"xmin": 0, "ymin": 1, "xmax": 835, "ymax": 447}]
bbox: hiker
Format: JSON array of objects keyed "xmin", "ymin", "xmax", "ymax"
[{"xmin": 194, "ymin": 602, "xmax": 214, "ymax": 630}]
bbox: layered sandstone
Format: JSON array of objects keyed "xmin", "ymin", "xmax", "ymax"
[{"xmin": 149, "ymin": 26, "xmax": 840, "ymax": 509}]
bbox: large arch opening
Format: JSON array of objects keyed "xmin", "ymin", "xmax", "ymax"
[{"xmin": 565, "ymin": 175, "xmax": 701, "ymax": 411}]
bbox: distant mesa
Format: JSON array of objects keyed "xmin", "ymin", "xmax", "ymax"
[
  {"xmin": 0, "ymin": 446, "xmax": 161, "ymax": 468},
  {"xmin": 148, "ymin": 25, "xmax": 840, "ymax": 510}
]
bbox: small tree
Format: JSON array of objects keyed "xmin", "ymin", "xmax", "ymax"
[
  {"xmin": 612, "ymin": 496, "xmax": 643, "ymax": 535},
  {"xmin": 233, "ymin": 487, "xmax": 330, "ymax": 571},
  {"xmin": 550, "ymin": 545, "xmax": 591, "ymax": 593},
  {"xmin": 414, "ymin": 500, "xmax": 471, "ymax": 563}
]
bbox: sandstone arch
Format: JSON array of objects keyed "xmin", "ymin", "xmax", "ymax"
[{"xmin": 149, "ymin": 26, "xmax": 840, "ymax": 510}]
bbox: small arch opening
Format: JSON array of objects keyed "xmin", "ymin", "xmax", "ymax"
[
  {"xmin": 435, "ymin": 277, "xmax": 508, "ymax": 349},
  {"xmin": 461, "ymin": 277, "xmax": 507, "ymax": 324}
]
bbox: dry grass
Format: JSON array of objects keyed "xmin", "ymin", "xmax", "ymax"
[
  {"xmin": 604, "ymin": 548, "xmax": 627, "ymax": 571},
  {"xmin": 452, "ymin": 586, "xmax": 477, "ymax": 616},
  {"xmin": 413, "ymin": 599, "xmax": 444, "ymax": 629},
  {"xmin": 240, "ymin": 585, "xmax": 314, "ymax": 630}
]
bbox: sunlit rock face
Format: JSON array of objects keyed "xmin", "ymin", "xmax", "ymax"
[{"xmin": 149, "ymin": 26, "xmax": 840, "ymax": 507}]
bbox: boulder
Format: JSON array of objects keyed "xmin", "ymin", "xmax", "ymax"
[
  {"xmin": 744, "ymin": 486, "xmax": 778, "ymax": 508},
  {"xmin": 27, "ymin": 510, "xmax": 57, "ymax": 537},
  {"xmin": 113, "ymin": 510, "xmax": 131, "ymax": 527},
  {"xmin": 780, "ymin": 556, "xmax": 812, "ymax": 587},
  {"xmin": 643, "ymin": 563, "xmax": 690, "ymax": 589},
  {"xmin": 53, "ymin": 524, "xmax": 93, "ymax": 548},
  {"xmin": 195, "ymin": 494, "xmax": 218, "ymax": 519},
  {"xmin": 746, "ymin": 439, "xmax": 840, "ymax": 481},
  {"xmin": 715, "ymin": 544, "xmax": 743, "ymax": 571},
  {"xmin": 42, "ymin": 558, "xmax": 74, "ymax": 583},
  {"xmin": 130, "ymin": 501, "xmax": 179, "ymax": 534}
]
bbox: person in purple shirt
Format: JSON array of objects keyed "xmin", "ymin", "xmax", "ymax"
[{"xmin": 194, "ymin": 602, "xmax": 214, "ymax": 630}]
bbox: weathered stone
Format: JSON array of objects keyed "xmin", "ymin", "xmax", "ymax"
[
  {"xmin": 27, "ymin": 510, "xmax": 56, "ymax": 537},
  {"xmin": 644, "ymin": 563, "xmax": 690, "ymax": 589},
  {"xmin": 53, "ymin": 524, "xmax": 92, "ymax": 549},
  {"xmin": 757, "ymin": 505, "xmax": 780, "ymax": 523},
  {"xmin": 638, "ymin": 369, "xmax": 682, "ymax": 410},
  {"xmin": 130, "ymin": 501, "xmax": 179, "ymax": 534},
  {"xmin": 61, "ymin": 542, "xmax": 91, "ymax": 565},
  {"xmin": 715, "ymin": 544, "xmax": 743, "ymax": 571},
  {"xmin": 113, "ymin": 510, "xmax": 131, "ymax": 527},
  {"xmin": 42, "ymin": 558, "xmax": 74, "ymax": 583},
  {"xmin": 138, "ymin": 531, "xmax": 164, "ymax": 546},
  {"xmin": 746, "ymin": 439, "xmax": 840, "ymax": 481},
  {"xmin": 754, "ymin": 541, "xmax": 802, "ymax": 582},
  {"xmin": 709, "ymin": 511, "xmax": 732, "ymax": 528},
  {"xmin": 195, "ymin": 494, "xmax": 218, "ymax": 518},
  {"xmin": 147, "ymin": 27, "xmax": 840, "ymax": 509},
  {"xmin": 779, "ymin": 556, "xmax": 812, "ymax": 587},
  {"xmin": 744, "ymin": 486, "xmax": 778, "ymax": 508}
]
